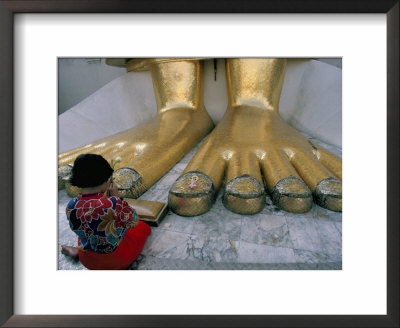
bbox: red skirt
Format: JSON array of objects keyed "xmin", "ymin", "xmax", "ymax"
[{"xmin": 78, "ymin": 221, "xmax": 151, "ymax": 270}]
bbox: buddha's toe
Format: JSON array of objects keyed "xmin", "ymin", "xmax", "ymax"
[
  {"xmin": 168, "ymin": 171, "xmax": 215, "ymax": 216},
  {"xmin": 314, "ymin": 178, "xmax": 342, "ymax": 212},
  {"xmin": 223, "ymin": 175, "xmax": 265, "ymax": 215},
  {"xmin": 58, "ymin": 164, "xmax": 73, "ymax": 190},
  {"xmin": 271, "ymin": 176, "xmax": 313, "ymax": 213},
  {"xmin": 112, "ymin": 167, "xmax": 145, "ymax": 198}
]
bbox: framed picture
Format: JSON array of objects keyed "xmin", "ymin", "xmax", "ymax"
[{"xmin": 1, "ymin": 1, "xmax": 398, "ymax": 327}]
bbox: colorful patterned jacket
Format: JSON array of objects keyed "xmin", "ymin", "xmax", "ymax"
[{"xmin": 66, "ymin": 192, "xmax": 139, "ymax": 253}]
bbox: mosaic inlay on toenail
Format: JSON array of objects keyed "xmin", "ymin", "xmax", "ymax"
[
  {"xmin": 314, "ymin": 178, "xmax": 342, "ymax": 212},
  {"xmin": 113, "ymin": 167, "xmax": 145, "ymax": 198},
  {"xmin": 225, "ymin": 175, "xmax": 264, "ymax": 197},
  {"xmin": 223, "ymin": 176, "xmax": 265, "ymax": 214},
  {"xmin": 271, "ymin": 176, "xmax": 312, "ymax": 213},
  {"xmin": 58, "ymin": 164, "xmax": 73, "ymax": 189}
]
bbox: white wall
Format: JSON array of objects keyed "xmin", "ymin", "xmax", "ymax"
[{"xmin": 58, "ymin": 58, "xmax": 126, "ymax": 114}]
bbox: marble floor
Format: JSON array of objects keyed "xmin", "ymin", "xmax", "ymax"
[{"xmin": 58, "ymin": 133, "xmax": 342, "ymax": 270}]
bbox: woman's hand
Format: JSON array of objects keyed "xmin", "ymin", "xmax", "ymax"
[{"xmin": 105, "ymin": 181, "xmax": 119, "ymax": 197}]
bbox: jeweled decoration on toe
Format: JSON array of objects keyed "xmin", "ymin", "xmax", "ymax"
[{"xmin": 169, "ymin": 172, "xmax": 215, "ymax": 216}]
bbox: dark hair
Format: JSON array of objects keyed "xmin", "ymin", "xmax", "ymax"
[{"xmin": 69, "ymin": 154, "xmax": 113, "ymax": 188}]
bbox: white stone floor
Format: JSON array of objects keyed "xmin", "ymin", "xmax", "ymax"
[{"xmin": 58, "ymin": 133, "xmax": 342, "ymax": 270}]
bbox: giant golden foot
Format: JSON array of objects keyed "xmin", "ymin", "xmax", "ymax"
[
  {"xmin": 59, "ymin": 59, "xmax": 214, "ymax": 198},
  {"xmin": 168, "ymin": 58, "xmax": 342, "ymax": 216}
]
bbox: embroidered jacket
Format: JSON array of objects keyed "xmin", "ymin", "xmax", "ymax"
[{"xmin": 66, "ymin": 192, "xmax": 139, "ymax": 254}]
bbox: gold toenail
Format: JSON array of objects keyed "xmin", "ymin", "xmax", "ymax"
[
  {"xmin": 112, "ymin": 167, "xmax": 145, "ymax": 198},
  {"xmin": 314, "ymin": 178, "xmax": 342, "ymax": 212},
  {"xmin": 58, "ymin": 164, "xmax": 73, "ymax": 190},
  {"xmin": 169, "ymin": 172, "xmax": 214, "ymax": 216},
  {"xmin": 223, "ymin": 175, "xmax": 265, "ymax": 215},
  {"xmin": 271, "ymin": 176, "xmax": 312, "ymax": 213}
]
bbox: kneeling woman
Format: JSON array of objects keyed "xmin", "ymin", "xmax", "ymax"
[{"xmin": 61, "ymin": 154, "xmax": 151, "ymax": 270}]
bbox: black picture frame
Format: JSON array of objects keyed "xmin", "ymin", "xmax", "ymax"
[{"xmin": 1, "ymin": 1, "xmax": 398, "ymax": 327}]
